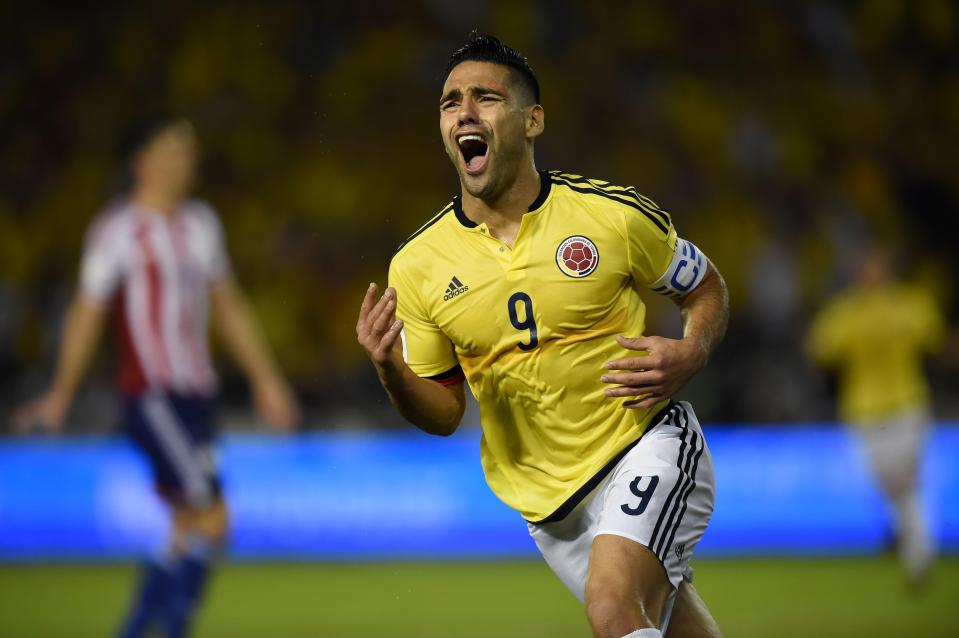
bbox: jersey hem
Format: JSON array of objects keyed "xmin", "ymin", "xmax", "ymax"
[{"xmin": 526, "ymin": 400, "xmax": 675, "ymax": 525}]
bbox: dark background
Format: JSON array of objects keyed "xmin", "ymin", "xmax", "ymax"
[{"xmin": 2, "ymin": 0, "xmax": 957, "ymax": 431}]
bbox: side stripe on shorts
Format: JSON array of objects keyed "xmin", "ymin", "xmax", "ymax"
[
  {"xmin": 647, "ymin": 405, "xmax": 688, "ymax": 552},
  {"xmin": 142, "ymin": 393, "xmax": 211, "ymax": 506},
  {"xmin": 660, "ymin": 409, "xmax": 706, "ymax": 560},
  {"xmin": 649, "ymin": 404, "xmax": 704, "ymax": 559}
]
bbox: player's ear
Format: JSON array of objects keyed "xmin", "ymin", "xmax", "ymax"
[{"xmin": 526, "ymin": 104, "xmax": 545, "ymax": 140}]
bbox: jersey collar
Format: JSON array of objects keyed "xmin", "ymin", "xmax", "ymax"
[{"xmin": 453, "ymin": 169, "xmax": 552, "ymax": 229}]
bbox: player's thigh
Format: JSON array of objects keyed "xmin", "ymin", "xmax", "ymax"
[
  {"xmin": 598, "ymin": 402, "xmax": 715, "ymax": 591},
  {"xmin": 860, "ymin": 412, "xmax": 927, "ymax": 495},
  {"xmin": 585, "ymin": 533, "xmax": 671, "ymax": 627},
  {"xmin": 125, "ymin": 391, "xmax": 223, "ymax": 508},
  {"xmin": 528, "ymin": 502, "xmax": 598, "ymax": 602},
  {"xmin": 665, "ymin": 582, "xmax": 723, "ymax": 638}
]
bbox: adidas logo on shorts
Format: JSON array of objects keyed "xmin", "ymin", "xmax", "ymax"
[{"xmin": 443, "ymin": 276, "xmax": 469, "ymax": 301}]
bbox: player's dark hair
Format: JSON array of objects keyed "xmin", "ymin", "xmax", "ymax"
[
  {"xmin": 445, "ymin": 31, "xmax": 540, "ymax": 104},
  {"xmin": 118, "ymin": 113, "xmax": 185, "ymax": 161},
  {"xmin": 115, "ymin": 114, "xmax": 187, "ymax": 193}
]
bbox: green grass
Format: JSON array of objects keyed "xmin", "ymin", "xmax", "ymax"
[{"xmin": 0, "ymin": 557, "xmax": 956, "ymax": 637}]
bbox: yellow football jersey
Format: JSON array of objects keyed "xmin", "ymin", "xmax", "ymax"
[
  {"xmin": 808, "ymin": 283, "xmax": 944, "ymax": 426},
  {"xmin": 389, "ymin": 170, "xmax": 707, "ymax": 522}
]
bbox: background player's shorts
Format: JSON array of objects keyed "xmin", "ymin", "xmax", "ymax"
[
  {"xmin": 855, "ymin": 406, "xmax": 930, "ymax": 489},
  {"xmin": 124, "ymin": 391, "xmax": 222, "ymax": 508},
  {"xmin": 528, "ymin": 401, "xmax": 714, "ymax": 631}
]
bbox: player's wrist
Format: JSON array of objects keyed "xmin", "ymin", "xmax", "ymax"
[{"xmin": 680, "ymin": 334, "xmax": 710, "ymax": 370}]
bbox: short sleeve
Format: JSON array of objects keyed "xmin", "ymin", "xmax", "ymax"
[
  {"xmin": 808, "ymin": 301, "xmax": 846, "ymax": 366},
  {"xmin": 625, "ymin": 196, "xmax": 707, "ymax": 298},
  {"xmin": 911, "ymin": 288, "xmax": 946, "ymax": 354},
  {"xmin": 388, "ymin": 257, "xmax": 461, "ymax": 380},
  {"xmin": 79, "ymin": 213, "xmax": 127, "ymax": 303},
  {"xmin": 193, "ymin": 203, "xmax": 232, "ymax": 282}
]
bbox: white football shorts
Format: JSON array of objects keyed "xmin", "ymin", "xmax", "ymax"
[
  {"xmin": 855, "ymin": 406, "xmax": 930, "ymax": 489},
  {"xmin": 528, "ymin": 401, "xmax": 715, "ymax": 629}
]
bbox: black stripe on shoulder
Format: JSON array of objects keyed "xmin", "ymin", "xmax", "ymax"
[
  {"xmin": 551, "ymin": 175, "xmax": 670, "ymax": 235},
  {"xmin": 554, "ymin": 172, "xmax": 672, "ymax": 229},
  {"xmin": 394, "ymin": 203, "xmax": 455, "ymax": 255}
]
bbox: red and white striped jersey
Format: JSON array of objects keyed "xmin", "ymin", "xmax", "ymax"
[{"xmin": 80, "ymin": 199, "xmax": 231, "ymax": 397}]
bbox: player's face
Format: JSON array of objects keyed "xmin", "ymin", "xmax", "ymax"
[
  {"xmin": 439, "ymin": 61, "xmax": 539, "ymax": 200},
  {"xmin": 136, "ymin": 120, "xmax": 199, "ymax": 197}
]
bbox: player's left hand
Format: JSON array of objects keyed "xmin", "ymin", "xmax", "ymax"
[
  {"xmin": 601, "ymin": 335, "xmax": 707, "ymax": 409},
  {"xmin": 253, "ymin": 376, "xmax": 300, "ymax": 432}
]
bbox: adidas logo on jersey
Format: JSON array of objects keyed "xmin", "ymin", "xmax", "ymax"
[{"xmin": 443, "ymin": 276, "xmax": 469, "ymax": 301}]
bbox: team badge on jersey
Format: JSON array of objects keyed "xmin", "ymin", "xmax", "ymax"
[{"xmin": 556, "ymin": 236, "xmax": 599, "ymax": 278}]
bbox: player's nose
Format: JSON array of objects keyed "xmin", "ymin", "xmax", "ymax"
[{"xmin": 457, "ymin": 96, "xmax": 479, "ymax": 126}]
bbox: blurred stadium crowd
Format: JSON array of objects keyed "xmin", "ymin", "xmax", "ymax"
[{"xmin": 2, "ymin": 1, "xmax": 957, "ymax": 429}]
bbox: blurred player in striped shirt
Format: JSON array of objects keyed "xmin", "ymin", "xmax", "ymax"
[{"xmin": 13, "ymin": 116, "xmax": 299, "ymax": 637}]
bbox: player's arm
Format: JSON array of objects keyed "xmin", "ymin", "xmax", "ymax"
[
  {"xmin": 603, "ymin": 200, "xmax": 730, "ymax": 409},
  {"xmin": 805, "ymin": 302, "xmax": 842, "ymax": 368},
  {"xmin": 11, "ymin": 295, "xmax": 107, "ymax": 433},
  {"xmin": 210, "ymin": 276, "xmax": 299, "ymax": 430},
  {"xmin": 603, "ymin": 260, "xmax": 729, "ymax": 409},
  {"xmin": 356, "ymin": 284, "xmax": 465, "ymax": 436},
  {"xmin": 676, "ymin": 261, "xmax": 730, "ymax": 368}
]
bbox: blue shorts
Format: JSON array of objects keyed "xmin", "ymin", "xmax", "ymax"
[{"xmin": 124, "ymin": 391, "xmax": 222, "ymax": 508}]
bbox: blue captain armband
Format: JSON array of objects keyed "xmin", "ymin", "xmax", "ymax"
[{"xmin": 649, "ymin": 238, "xmax": 707, "ymax": 299}]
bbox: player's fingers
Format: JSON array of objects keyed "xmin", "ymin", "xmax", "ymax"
[
  {"xmin": 616, "ymin": 335, "xmax": 656, "ymax": 351},
  {"xmin": 370, "ymin": 293, "xmax": 397, "ymax": 334},
  {"xmin": 604, "ymin": 357, "xmax": 654, "ymax": 372},
  {"xmin": 375, "ymin": 319, "xmax": 404, "ymax": 357},
  {"xmin": 604, "ymin": 385, "xmax": 663, "ymax": 398},
  {"xmin": 357, "ymin": 286, "xmax": 379, "ymax": 333},
  {"xmin": 600, "ymin": 371, "xmax": 661, "ymax": 386},
  {"xmin": 10, "ymin": 403, "xmax": 40, "ymax": 435},
  {"xmin": 363, "ymin": 289, "xmax": 395, "ymax": 334},
  {"xmin": 359, "ymin": 282, "xmax": 378, "ymax": 316}
]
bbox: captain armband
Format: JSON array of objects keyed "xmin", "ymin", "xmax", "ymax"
[{"xmin": 649, "ymin": 238, "xmax": 708, "ymax": 299}]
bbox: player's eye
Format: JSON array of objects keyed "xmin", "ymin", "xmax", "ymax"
[{"xmin": 441, "ymin": 101, "xmax": 458, "ymax": 111}]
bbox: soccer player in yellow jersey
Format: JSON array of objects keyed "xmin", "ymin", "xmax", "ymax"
[
  {"xmin": 808, "ymin": 244, "xmax": 944, "ymax": 590},
  {"xmin": 357, "ymin": 33, "xmax": 729, "ymax": 638}
]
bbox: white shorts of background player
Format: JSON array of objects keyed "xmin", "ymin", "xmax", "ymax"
[{"xmin": 854, "ymin": 406, "xmax": 934, "ymax": 581}]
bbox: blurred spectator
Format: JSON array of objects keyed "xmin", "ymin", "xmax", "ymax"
[
  {"xmin": 1, "ymin": 2, "xmax": 956, "ymax": 426},
  {"xmin": 807, "ymin": 243, "xmax": 945, "ymax": 589}
]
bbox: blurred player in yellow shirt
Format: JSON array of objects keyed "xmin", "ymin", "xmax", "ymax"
[{"xmin": 808, "ymin": 244, "xmax": 945, "ymax": 589}]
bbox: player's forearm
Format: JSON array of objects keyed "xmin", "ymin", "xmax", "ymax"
[
  {"xmin": 377, "ymin": 360, "xmax": 464, "ymax": 436},
  {"xmin": 49, "ymin": 296, "xmax": 107, "ymax": 410},
  {"xmin": 211, "ymin": 280, "xmax": 285, "ymax": 388},
  {"xmin": 677, "ymin": 262, "xmax": 729, "ymax": 366}
]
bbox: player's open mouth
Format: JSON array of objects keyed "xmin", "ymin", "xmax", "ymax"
[{"xmin": 457, "ymin": 134, "xmax": 489, "ymax": 175}]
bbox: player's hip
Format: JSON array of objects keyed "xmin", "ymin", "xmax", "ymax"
[
  {"xmin": 122, "ymin": 389, "xmax": 221, "ymax": 508},
  {"xmin": 527, "ymin": 401, "xmax": 715, "ymax": 591}
]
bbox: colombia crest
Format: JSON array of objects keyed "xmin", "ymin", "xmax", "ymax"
[{"xmin": 556, "ymin": 236, "xmax": 599, "ymax": 278}]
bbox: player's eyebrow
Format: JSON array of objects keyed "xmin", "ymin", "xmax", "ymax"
[
  {"xmin": 439, "ymin": 85, "xmax": 508, "ymax": 105},
  {"xmin": 439, "ymin": 88, "xmax": 461, "ymax": 105}
]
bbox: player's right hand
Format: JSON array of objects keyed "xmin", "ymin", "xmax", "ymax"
[
  {"xmin": 10, "ymin": 392, "xmax": 66, "ymax": 436},
  {"xmin": 356, "ymin": 283, "xmax": 404, "ymax": 369}
]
